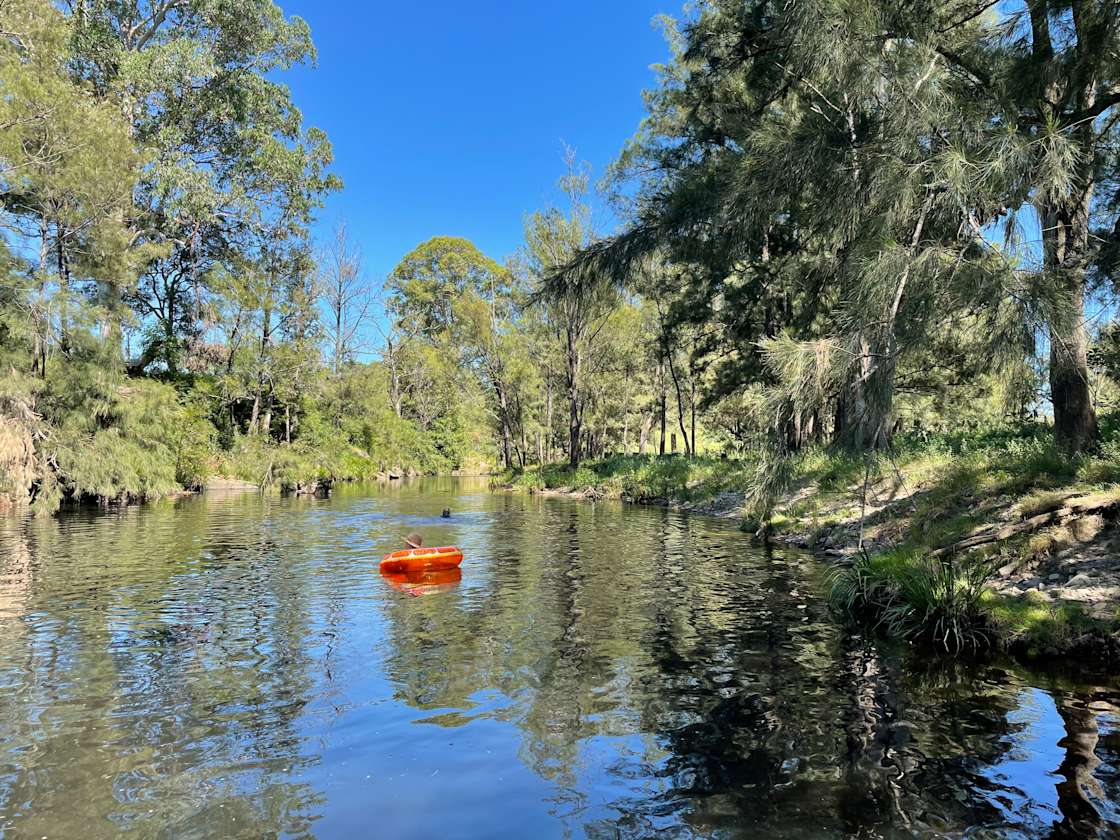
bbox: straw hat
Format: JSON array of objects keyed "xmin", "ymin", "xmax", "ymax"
[{"xmin": 404, "ymin": 532, "xmax": 423, "ymax": 549}]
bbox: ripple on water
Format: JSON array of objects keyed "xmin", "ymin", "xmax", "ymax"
[{"xmin": 0, "ymin": 480, "xmax": 1118, "ymax": 838}]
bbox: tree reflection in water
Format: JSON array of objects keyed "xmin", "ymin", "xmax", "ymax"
[
  {"xmin": 0, "ymin": 481, "xmax": 1118, "ymax": 838},
  {"xmin": 374, "ymin": 489, "xmax": 1120, "ymax": 838}
]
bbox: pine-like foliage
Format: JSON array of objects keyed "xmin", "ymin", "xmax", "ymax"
[{"xmin": 570, "ymin": 0, "xmax": 1120, "ymax": 511}]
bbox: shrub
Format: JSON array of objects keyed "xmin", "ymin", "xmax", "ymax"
[
  {"xmin": 36, "ymin": 377, "xmax": 203, "ymax": 510},
  {"xmin": 828, "ymin": 551, "xmax": 993, "ymax": 652}
]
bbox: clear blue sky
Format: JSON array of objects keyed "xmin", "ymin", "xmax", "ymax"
[{"xmin": 280, "ymin": 0, "xmax": 677, "ymax": 280}]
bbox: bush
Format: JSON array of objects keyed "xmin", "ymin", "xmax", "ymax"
[
  {"xmin": 828, "ymin": 551, "xmax": 993, "ymax": 652},
  {"xmin": 36, "ymin": 377, "xmax": 205, "ymax": 510}
]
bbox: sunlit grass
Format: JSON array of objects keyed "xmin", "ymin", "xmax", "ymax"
[
  {"xmin": 982, "ymin": 592, "xmax": 1116, "ymax": 655},
  {"xmin": 810, "ymin": 420, "xmax": 1120, "ymax": 654},
  {"xmin": 499, "ymin": 454, "xmax": 756, "ymax": 506}
]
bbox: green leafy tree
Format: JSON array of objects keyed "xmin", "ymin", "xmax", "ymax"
[
  {"xmin": 526, "ymin": 149, "xmax": 620, "ymax": 467},
  {"xmin": 387, "ymin": 236, "xmax": 523, "ymax": 468},
  {"xmin": 67, "ymin": 0, "xmax": 339, "ymax": 371},
  {"xmin": 584, "ymin": 0, "xmax": 1120, "ymax": 460},
  {"xmin": 386, "ymin": 236, "xmax": 511, "ymax": 339}
]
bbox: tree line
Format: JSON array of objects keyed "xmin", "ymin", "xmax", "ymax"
[
  {"xmin": 0, "ymin": 1, "xmax": 707, "ymax": 512},
  {"xmin": 3, "ymin": 0, "xmax": 1119, "ymax": 514},
  {"xmin": 561, "ymin": 0, "xmax": 1120, "ymax": 508}
]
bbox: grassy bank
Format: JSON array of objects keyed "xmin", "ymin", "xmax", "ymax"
[
  {"xmin": 500, "ymin": 423, "xmax": 1120, "ymax": 664},
  {"xmin": 769, "ymin": 424, "xmax": 1120, "ymax": 659},
  {"xmin": 499, "ymin": 454, "xmax": 757, "ymax": 513}
]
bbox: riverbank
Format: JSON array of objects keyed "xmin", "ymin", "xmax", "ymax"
[
  {"xmin": 497, "ymin": 454, "xmax": 755, "ymax": 517},
  {"xmin": 497, "ymin": 425, "xmax": 1120, "ymax": 666}
]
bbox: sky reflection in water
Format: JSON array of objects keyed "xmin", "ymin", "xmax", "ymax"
[{"xmin": 0, "ymin": 477, "xmax": 1118, "ymax": 838}]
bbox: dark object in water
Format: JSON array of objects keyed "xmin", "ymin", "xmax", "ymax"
[
  {"xmin": 283, "ymin": 478, "xmax": 331, "ymax": 497},
  {"xmin": 441, "ymin": 508, "xmax": 451, "ymax": 518}
]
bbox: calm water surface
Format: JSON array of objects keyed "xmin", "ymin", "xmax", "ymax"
[{"xmin": 1, "ymin": 478, "xmax": 1119, "ymax": 838}]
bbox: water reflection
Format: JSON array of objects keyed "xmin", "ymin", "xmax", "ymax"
[
  {"xmin": 382, "ymin": 568, "xmax": 463, "ymax": 596},
  {"xmin": 0, "ymin": 479, "xmax": 1117, "ymax": 838}
]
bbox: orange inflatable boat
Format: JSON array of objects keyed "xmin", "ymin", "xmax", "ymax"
[{"xmin": 380, "ymin": 546, "xmax": 464, "ymax": 574}]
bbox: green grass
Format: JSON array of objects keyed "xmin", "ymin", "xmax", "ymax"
[
  {"xmin": 499, "ymin": 454, "xmax": 757, "ymax": 508},
  {"xmin": 829, "ymin": 551, "xmax": 994, "ymax": 652},
  {"xmin": 816, "ymin": 421, "xmax": 1120, "ymax": 656},
  {"xmin": 983, "ymin": 592, "xmax": 1119, "ymax": 657}
]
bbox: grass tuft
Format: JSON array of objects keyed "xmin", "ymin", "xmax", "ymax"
[{"xmin": 828, "ymin": 551, "xmax": 993, "ymax": 653}]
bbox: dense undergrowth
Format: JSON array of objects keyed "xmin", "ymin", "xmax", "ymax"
[{"xmin": 0, "ymin": 351, "xmax": 482, "ymax": 514}]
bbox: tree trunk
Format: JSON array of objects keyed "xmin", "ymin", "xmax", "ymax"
[
  {"xmin": 387, "ymin": 339, "xmax": 403, "ymax": 418},
  {"xmin": 492, "ymin": 376, "xmax": 514, "ymax": 469},
  {"xmin": 832, "ymin": 393, "xmax": 848, "ymax": 447},
  {"xmin": 567, "ymin": 326, "xmax": 582, "ymax": 468},
  {"xmin": 1031, "ymin": 0, "xmax": 1100, "ymax": 455},
  {"xmin": 690, "ymin": 380, "xmax": 697, "ymax": 458},
  {"xmin": 836, "ymin": 335, "xmax": 885, "ymax": 451},
  {"xmin": 252, "ymin": 303, "xmax": 273, "ymax": 436},
  {"xmin": 248, "ymin": 391, "xmax": 261, "ymax": 435},
  {"xmin": 190, "ymin": 222, "xmax": 203, "ymax": 357},
  {"xmin": 665, "ymin": 347, "xmax": 691, "ymax": 456},
  {"xmin": 1038, "ymin": 195, "xmax": 1099, "ymax": 454},
  {"xmin": 500, "ymin": 421, "xmax": 512, "ymax": 469},
  {"xmin": 838, "ymin": 196, "xmax": 931, "ymax": 452},
  {"xmin": 658, "ymin": 358, "xmax": 667, "ymax": 456},
  {"xmin": 55, "ymin": 219, "xmax": 71, "ymax": 355},
  {"xmin": 35, "ymin": 216, "xmax": 49, "ymax": 378},
  {"xmin": 544, "ymin": 375, "xmax": 553, "ymax": 463},
  {"xmin": 165, "ymin": 277, "xmax": 178, "ymax": 374},
  {"xmin": 639, "ymin": 411, "xmax": 653, "ymax": 456},
  {"xmin": 1048, "ymin": 299, "xmax": 1099, "ymax": 454},
  {"xmin": 261, "ymin": 389, "xmax": 273, "ymax": 441}
]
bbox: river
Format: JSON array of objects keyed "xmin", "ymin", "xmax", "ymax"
[{"xmin": 0, "ymin": 477, "xmax": 1117, "ymax": 838}]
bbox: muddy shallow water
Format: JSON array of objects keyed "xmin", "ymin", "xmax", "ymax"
[{"xmin": 0, "ymin": 478, "xmax": 1117, "ymax": 838}]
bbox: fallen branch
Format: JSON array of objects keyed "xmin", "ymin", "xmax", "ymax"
[
  {"xmin": 930, "ymin": 492, "xmax": 1120, "ymax": 559},
  {"xmin": 930, "ymin": 509, "xmax": 1068, "ymax": 558}
]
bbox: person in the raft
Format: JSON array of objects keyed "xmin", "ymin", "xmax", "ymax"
[{"xmin": 404, "ymin": 532, "xmax": 424, "ymax": 550}]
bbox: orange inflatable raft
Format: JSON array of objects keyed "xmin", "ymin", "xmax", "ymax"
[{"xmin": 380, "ymin": 546, "xmax": 464, "ymax": 574}]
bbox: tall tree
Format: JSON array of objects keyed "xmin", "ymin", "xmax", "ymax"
[
  {"xmin": 0, "ymin": 0, "xmax": 139, "ymax": 374},
  {"xmin": 387, "ymin": 236, "xmax": 526, "ymax": 468},
  {"xmin": 67, "ymin": 0, "xmax": 338, "ymax": 369},
  {"xmin": 999, "ymin": 1, "xmax": 1117, "ymax": 452},
  {"xmin": 527, "ymin": 150, "xmax": 619, "ymax": 467},
  {"xmin": 319, "ymin": 223, "xmax": 372, "ymax": 379},
  {"xmin": 572, "ymin": 0, "xmax": 1116, "ymax": 466}
]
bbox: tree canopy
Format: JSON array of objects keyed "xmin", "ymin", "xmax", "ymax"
[{"xmin": 4, "ymin": 0, "xmax": 1120, "ymax": 517}]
